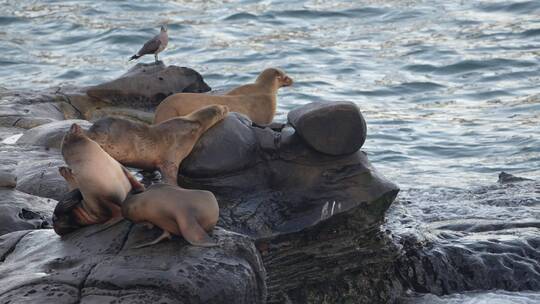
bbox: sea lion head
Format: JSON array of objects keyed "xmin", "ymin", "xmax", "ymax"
[
  {"xmin": 62, "ymin": 123, "xmax": 86, "ymax": 146},
  {"xmin": 257, "ymin": 68, "xmax": 293, "ymax": 89},
  {"xmin": 52, "ymin": 189, "xmax": 85, "ymax": 236}
]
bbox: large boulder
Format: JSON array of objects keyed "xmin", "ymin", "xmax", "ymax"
[
  {"xmin": 0, "ymin": 225, "xmax": 266, "ymax": 304},
  {"xmin": 287, "ymin": 101, "xmax": 367, "ymax": 155},
  {"xmin": 85, "ymin": 62, "xmax": 211, "ymax": 106},
  {"xmin": 0, "ymin": 63, "xmax": 211, "ymax": 127},
  {"xmin": 62, "ymin": 63, "xmax": 212, "ymax": 122},
  {"xmin": 179, "ymin": 101, "xmax": 401, "ymax": 303},
  {"xmin": 16, "ymin": 119, "xmax": 92, "ymax": 149}
]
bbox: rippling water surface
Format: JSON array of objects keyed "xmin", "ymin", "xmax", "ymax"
[
  {"xmin": 1, "ymin": 0, "xmax": 539, "ymax": 302},
  {"xmin": 1, "ymin": 0, "xmax": 539, "ymax": 188}
]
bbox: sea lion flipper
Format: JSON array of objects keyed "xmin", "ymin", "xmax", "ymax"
[
  {"xmin": 133, "ymin": 229, "xmax": 171, "ymax": 249},
  {"xmin": 121, "ymin": 166, "xmax": 145, "ymax": 193},
  {"xmin": 178, "ymin": 215, "xmax": 218, "ymax": 247},
  {"xmin": 157, "ymin": 160, "xmax": 179, "ymax": 185},
  {"xmin": 85, "ymin": 217, "xmax": 125, "ymax": 237},
  {"xmin": 59, "ymin": 166, "xmax": 78, "ymax": 191}
]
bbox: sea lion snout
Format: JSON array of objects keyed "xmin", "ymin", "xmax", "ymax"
[
  {"xmin": 69, "ymin": 123, "xmax": 83, "ymax": 135},
  {"xmin": 281, "ymin": 75, "xmax": 293, "ymax": 87}
]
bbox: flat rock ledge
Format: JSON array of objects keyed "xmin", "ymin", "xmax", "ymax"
[
  {"xmin": 1, "ymin": 87, "xmax": 402, "ymax": 303},
  {"xmin": 0, "ymin": 225, "xmax": 266, "ymax": 304},
  {"xmin": 0, "ymin": 62, "xmax": 211, "ymax": 128}
]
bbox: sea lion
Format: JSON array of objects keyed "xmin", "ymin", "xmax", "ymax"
[
  {"xmin": 122, "ymin": 183, "xmax": 219, "ymax": 248},
  {"xmin": 153, "ymin": 68, "xmax": 293, "ymax": 125},
  {"xmin": 52, "ymin": 123, "xmax": 143, "ymax": 236},
  {"xmin": 87, "ymin": 104, "xmax": 229, "ymax": 185}
]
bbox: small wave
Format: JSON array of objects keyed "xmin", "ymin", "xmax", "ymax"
[
  {"xmin": 477, "ymin": 1, "xmax": 540, "ymax": 14},
  {"xmin": 405, "ymin": 59, "xmax": 536, "ymax": 75}
]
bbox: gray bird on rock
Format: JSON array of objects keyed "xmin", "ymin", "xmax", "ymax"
[{"xmin": 130, "ymin": 25, "xmax": 168, "ymax": 63}]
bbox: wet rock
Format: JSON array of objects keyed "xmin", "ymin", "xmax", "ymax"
[
  {"xmin": 16, "ymin": 119, "xmax": 91, "ymax": 149},
  {"xmin": 287, "ymin": 101, "xmax": 367, "ymax": 155},
  {"xmin": 0, "ymin": 225, "xmax": 266, "ymax": 304},
  {"xmin": 0, "ymin": 189, "xmax": 55, "ymax": 236},
  {"xmin": 0, "ymin": 90, "xmax": 66, "ymax": 128},
  {"xmin": 0, "ymin": 171, "xmax": 17, "ymax": 188},
  {"xmin": 14, "ymin": 157, "xmax": 69, "ymax": 201},
  {"xmin": 0, "ymin": 144, "xmax": 68, "ymax": 200},
  {"xmin": 0, "ymin": 64, "xmax": 211, "ymax": 126},
  {"xmin": 497, "ymin": 171, "xmax": 532, "ymax": 184},
  {"xmin": 85, "ymin": 62, "xmax": 211, "ymax": 108},
  {"xmin": 179, "ymin": 103, "xmax": 401, "ymax": 303},
  {"xmin": 391, "ymin": 176, "xmax": 540, "ymax": 297}
]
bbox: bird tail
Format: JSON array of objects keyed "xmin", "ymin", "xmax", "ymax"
[{"xmin": 129, "ymin": 54, "xmax": 140, "ymax": 61}]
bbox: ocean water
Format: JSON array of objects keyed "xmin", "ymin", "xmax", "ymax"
[
  {"xmin": 1, "ymin": 0, "xmax": 539, "ymax": 302},
  {"xmin": 1, "ymin": 0, "xmax": 539, "ymax": 188}
]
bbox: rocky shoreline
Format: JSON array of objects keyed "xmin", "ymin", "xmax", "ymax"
[
  {"xmin": 0, "ymin": 63, "xmax": 402, "ymax": 303},
  {"xmin": 2, "ymin": 63, "xmax": 537, "ymax": 304}
]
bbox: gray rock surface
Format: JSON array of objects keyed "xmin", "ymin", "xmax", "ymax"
[
  {"xmin": 0, "ymin": 63, "xmax": 212, "ymax": 127},
  {"xmin": 179, "ymin": 102, "xmax": 401, "ymax": 303},
  {"xmin": 287, "ymin": 101, "xmax": 367, "ymax": 155},
  {"xmin": 0, "ymin": 225, "xmax": 266, "ymax": 304},
  {"xmin": 390, "ymin": 174, "xmax": 540, "ymax": 298},
  {"xmin": 85, "ymin": 62, "xmax": 211, "ymax": 107},
  {"xmin": 0, "ymin": 189, "xmax": 55, "ymax": 236},
  {"xmin": 0, "ymin": 171, "xmax": 17, "ymax": 188},
  {"xmin": 16, "ymin": 119, "xmax": 92, "ymax": 149},
  {"xmin": 0, "ymin": 98, "xmax": 401, "ymax": 303}
]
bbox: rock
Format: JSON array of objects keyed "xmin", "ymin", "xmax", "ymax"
[
  {"xmin": 0, "ymin": 171, "xmax": 17, "ymax": 188},
  {"xmin": 16, "ymin": 119, "xmax": 92, "ymax": 149},
  {"xmin": 498, "ymin": 171, "xmax": 532, "ymax": 184},
  {"xmin": 181, "ymin": 113, "xmax": 258, "ymax": 177},
  {"xmin": 0, "ymin": 64, "xmax": 211, "ymax": 127},
  {"xmin": 14, "ymin": 157, "xmax": 69, "ymax": 201},
  {"xmin": 0, "ymin": 90, "xmax": 66, "ymax": 128},
  {"xmin": 0, "ymin": 225, "xmax": 266, "ymax": 304},
  {"xmin": 0, "ymin": 144, "xmax": 68, "ymax": 200},
  {"xmin": 287, "ymin": 101, "xmax": 367, "ymax": 156},
  {"xmin": 178, "ymin": 104, "xmax": 401, "ymax": 303},
  {"xmin": 0, "ymin": 189, "xmax": 55, "ymax": 236},
  {"xmin": 85, "ymin": 62, "xmax": 211, "ymax": 108},
  {"xmin": 391, "ymin": 175, "xmax": 540, "ymax": 297}
]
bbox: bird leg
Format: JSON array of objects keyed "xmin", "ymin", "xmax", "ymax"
[{"xmin": 154, "ymin": 53, "xmax": 159, "ymax": 63}]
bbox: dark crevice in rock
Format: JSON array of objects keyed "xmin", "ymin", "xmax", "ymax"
[
  {"xmin": 0, "ymin": 231, "xmax": 31, "ymax": 263},
  {"xmin": 11, "ymin": 117, "xmax": 22, "ymax": 127},
  {"xmin": 77, "ymin": 263, "xmax": 99, "ymax": 304}
]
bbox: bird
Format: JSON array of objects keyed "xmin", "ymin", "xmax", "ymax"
[{"xmin": 129, "ymin": 25, "xmax": 168, "ymax": 63}]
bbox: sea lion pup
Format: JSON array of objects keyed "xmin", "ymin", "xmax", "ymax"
[
  {"xmin": 122, "ymin": 183, "xmax": 219, "ymax": 248},
  {"xmin": 52, "ymin": 123, "xmax": 143, "ymax": 236},
  {"xmin": 153, "ymin": 68, "xmax": 293, "ymax": 125},
  {"xmin": 87, "ymin": 104, "xmax": 229, "ymax": 185}
]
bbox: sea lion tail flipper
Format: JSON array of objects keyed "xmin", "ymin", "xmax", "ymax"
[
  {"xmin": 132, "ymin": 229, "xmax": 171, "ymax": 249},
  {"xmin": 85, "ymin": 217, "xmax": 126, "ymax": 237},
  {"xmin": 178, "ymin": 215, "xmax": 218, "ymax": 247},
  {"xmin": 121, "ymin": 166, "xmax": 145, "ymax": 193}
]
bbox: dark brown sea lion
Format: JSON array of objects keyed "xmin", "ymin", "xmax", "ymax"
[
  {"xmin": 87, "ymin": 104, "xmax": 229, "ymax": 185},
  {"xmin": 122, "ymin": 183, "xmax": 219, "ymax": 248},
  {"xmin": 52, "ymin": 124, "xmax": 143, "ymax": 235},
  {"xmin": 153, "ymin": 68, "xmax": 292, "ymax": 125}
]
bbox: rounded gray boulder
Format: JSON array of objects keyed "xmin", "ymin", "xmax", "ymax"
[{"xmin": 287, "ymin": 101, "xmax": 367, "ymax": 156}]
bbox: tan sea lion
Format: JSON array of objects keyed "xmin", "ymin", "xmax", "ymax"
[
  {"xmin": 87, "ymin": 104, "xmax": 229, "ymax": 185},
  {"xmin": 52, "ymin": 123, "xmax": 143, "ymax": 235},
  {"xmin": 153, "ymin": 68, "xmax": 293, "ymax": 125},
  {"xmin": 122, "ymin": 183, "xmax": 219, "ymax": 248}
]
